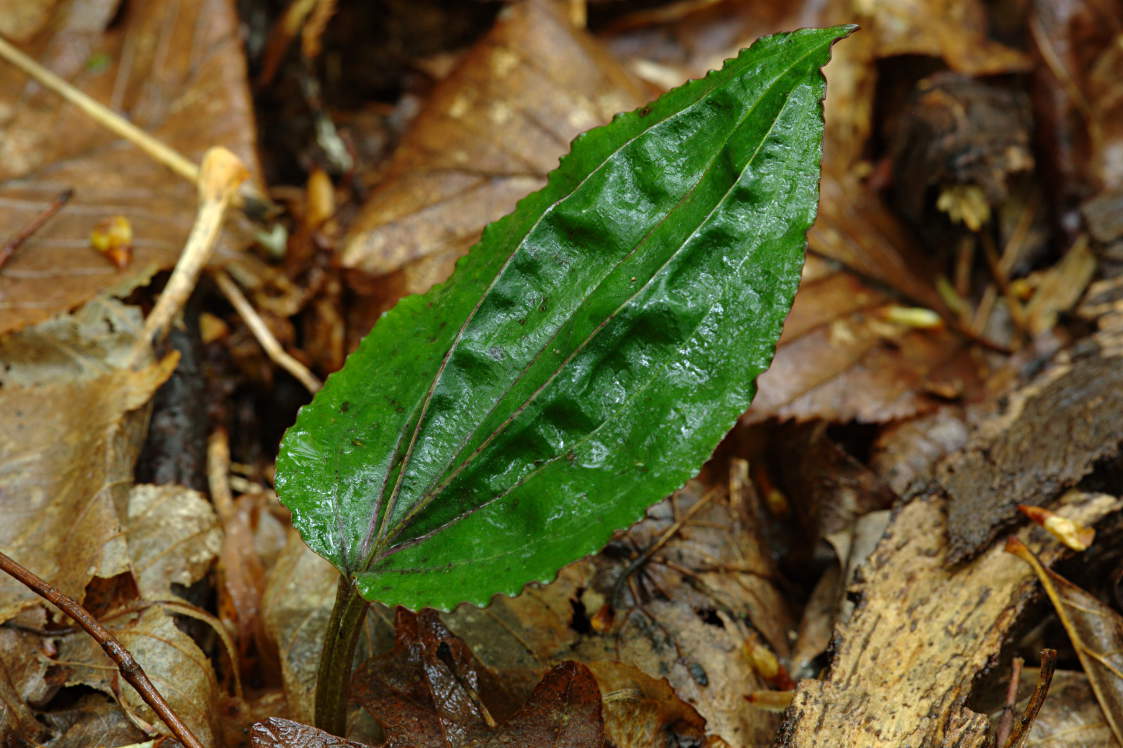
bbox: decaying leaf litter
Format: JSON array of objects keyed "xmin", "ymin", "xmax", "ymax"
[{"xmin": 2, "ymin": 0, "xmax": 1123, "ymax": 745}]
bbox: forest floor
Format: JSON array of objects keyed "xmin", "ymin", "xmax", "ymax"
[{"xmin": 1, "ymin": 0, "xmax": 1122, "ymax": 745}]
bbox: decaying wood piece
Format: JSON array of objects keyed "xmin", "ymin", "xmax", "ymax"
[
  {"xmin": 776, "ymin": 490, "xmax": 1123, "ymax": 747},
  {"xmin": 944, "ymin": 325, "xmax": 1123, "ymax": 562}
]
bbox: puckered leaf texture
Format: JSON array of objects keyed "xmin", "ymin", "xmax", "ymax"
[{"xmin": 276, "ymin": 26, "xmax": 853, "ymax": 610}]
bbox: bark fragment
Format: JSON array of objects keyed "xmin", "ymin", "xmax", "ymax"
[
  {"xmin": 944, "ymin": 326, "xmax": 1123, "ymax": 562},
  {"xmin": 777, "ymin": 490, "xmax": 1123, "ymax": 747}
]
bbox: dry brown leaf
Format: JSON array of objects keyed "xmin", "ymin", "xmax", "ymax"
[
  {"xmin": 602, "ymin": 0, "xmax": 823, "ymax": 79},
  {"xmin": 125, "ymin": 484, "xmax": 220, "ymax": 599},
  {"xmin": 446, "ymin": 475, "xmax": 789, "ymax": 746},
  {"xmin": 55, "ymin": 605, "xmax": 221, "ymax": 745},
  {"xmin": 1007, "ymin": 537, "xmax": 1123, "ymax": 744},
  {"xmin": 340, "ymin": 0, "xmax": 650, "ymax": 298},
  {"xmin": 789, "ymin": 562, "xmax": 842, "ymax": 678},
  {"xmin": 766, "ymin": 422, "xmax": 896, "ymax": 543},
  {"xmin": 870, "ymin": 406, "xmax": 970, "ymax": 494},
  {"xmin": 351, "ymin": 609, "xmax": 604, "ymax": 748},
  {"xmin": 0, "ymin": 0, "xmax": 76, "ymax": 43},
  {"xmin": 772, "ymin": 424, "xmax": 897, "ymax": 675},
  {"xmin": 474, "ymin": 661, "xmax": 605, "ymax": 748},
  {"xmin": 0, "ymin": 295, "xmax": 145, "ymax": 385},
  {"xmin": 584, "ymin": 661, "xmax": 707, "ymax": 748},
  {"xmin": 251, "ymin": 716, "xmax": 371, "ymax": 748},
  {"xmin": 37, "ymin": 692, "xmax": 148, "ymax": 747},
  {"xmin": 747, "ymin": 254, "xmax": 980, "ymax": 423},
  {"xmin": 260, "ymin": 529, "xmax": 339, "ymax": 726},
  {"xmin": 0, "ymin": 297, "xmax": 221, "ymax": 743},
  {"xmin": 351, "ymin": 607, "xmax": 522, "ymax": 746},
  {"xmin": 0, "ymin": 622, "xmax": 51, "ymax": 742},
  {"xmin": 0, "ymin": 0, "xmax": 261, "ymax": 335},
  {"xmin": 0, "ymin": 298, "xmax": 176, "ymax": 621},
  {"xmin": 1023, "ymin": 237, "xmax": 1097, "ymax": 335}
]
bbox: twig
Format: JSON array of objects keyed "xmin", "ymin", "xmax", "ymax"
[
  {"xmin": 212, "ymin": 269, "xmax": 323, "ymax": 393},
  {"xmin": 981, "ymin": 230, "xmax": 1029, "ymax": 339},
  {"xmin": 0, "ymin": 35, "xmax": 273, "ymax": 217},
  {"xmin": 257, "ymin": 0, "xmax": 319, "ymax": 87},
  {"xmin": 0, "ymin": 35, "xmax": 197, "ymax": 182},
  {"xmin": 567, "ymin": 0, "xmax": 587, "ymax": 28},
  {"xmin": 953, "ymin": 235, "xmax": 974, "ymax": 299},
  {"xmin": 0, "ymin": 188, "xmax": 72, "ymax": 269},
  {"xmin": 0, "ymin": 551, "xmax": 204, "ymax": 748},
  {"xmin": 1002, "ymin": 649, "xmax": 1056, "ymax": 748},
  {"xmin": 207, "ymin": 426, "xmax": 279, "ymax": 687},
  {"xmin": 207, "ymin": 427, "xmax": 238, "ymax": 525},
  {"xmin": 995, "ymin": 656, "xmax": 1023, "ymax": 747},
  {"xmin": 132, "ymin": 147, "xmax": 249, "ymax": 362}
]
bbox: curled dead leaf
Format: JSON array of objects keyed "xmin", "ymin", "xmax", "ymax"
[
  {"xmin": 1017, "ymin": 502, "xmax": 1095, "ymax": 551},
  {"xmin": 250, "ymin": 716, "xmax": 370, "ymax": 748}
]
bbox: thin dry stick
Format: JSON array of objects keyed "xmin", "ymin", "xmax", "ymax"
[
  {"xmin": 995, "ymin": 656, "xmax": 1024, "ymax": 747},
  {"xmin": 207, "ymin": 425, "xmax": 278, "ymax": 688},
  {"xmin": 1003, "ymin": 649, "xmax": 1056, "ymax": 748},
  {"xmin": 0, "ymin": 551, "xmax": 204, "ymax": 748},
  {"xmin": 0, "ymin": 35, "xmax": 197, "ymax": 183},
  {"xmin": 212, "ymin": 268, "xmax": 323, "ymax": 393},
  {"xmin": 0, "ymin": 188, "xmax": 73, "ymax": 269},
  {"xmin": 132, "ymin": 147, "xmax": 249, "ymax": 361},
  {"xmin": 0, "ymin": 35, "xmax": 272, "ymax": 216},
  {"xmin": 207, "ymin": 426, "xmax": 238, "ymax": 525},
  {"xmin": 981, "ymin": 230, "xmax": 1029, "ymax": 338}
]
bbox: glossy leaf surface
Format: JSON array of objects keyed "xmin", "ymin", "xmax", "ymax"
[{"xmin": 276, "ymin": 26, "xmax": 851, "ymax": 610}]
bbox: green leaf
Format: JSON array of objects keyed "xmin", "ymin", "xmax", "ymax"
[{"xmin": 276, "ymin": 26, "xmax": 853, "ymax": 610}]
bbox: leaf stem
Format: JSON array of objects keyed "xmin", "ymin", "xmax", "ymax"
[{"xmin": 314, "ymin": 574, "xmax": 368, "ymax": 736}]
